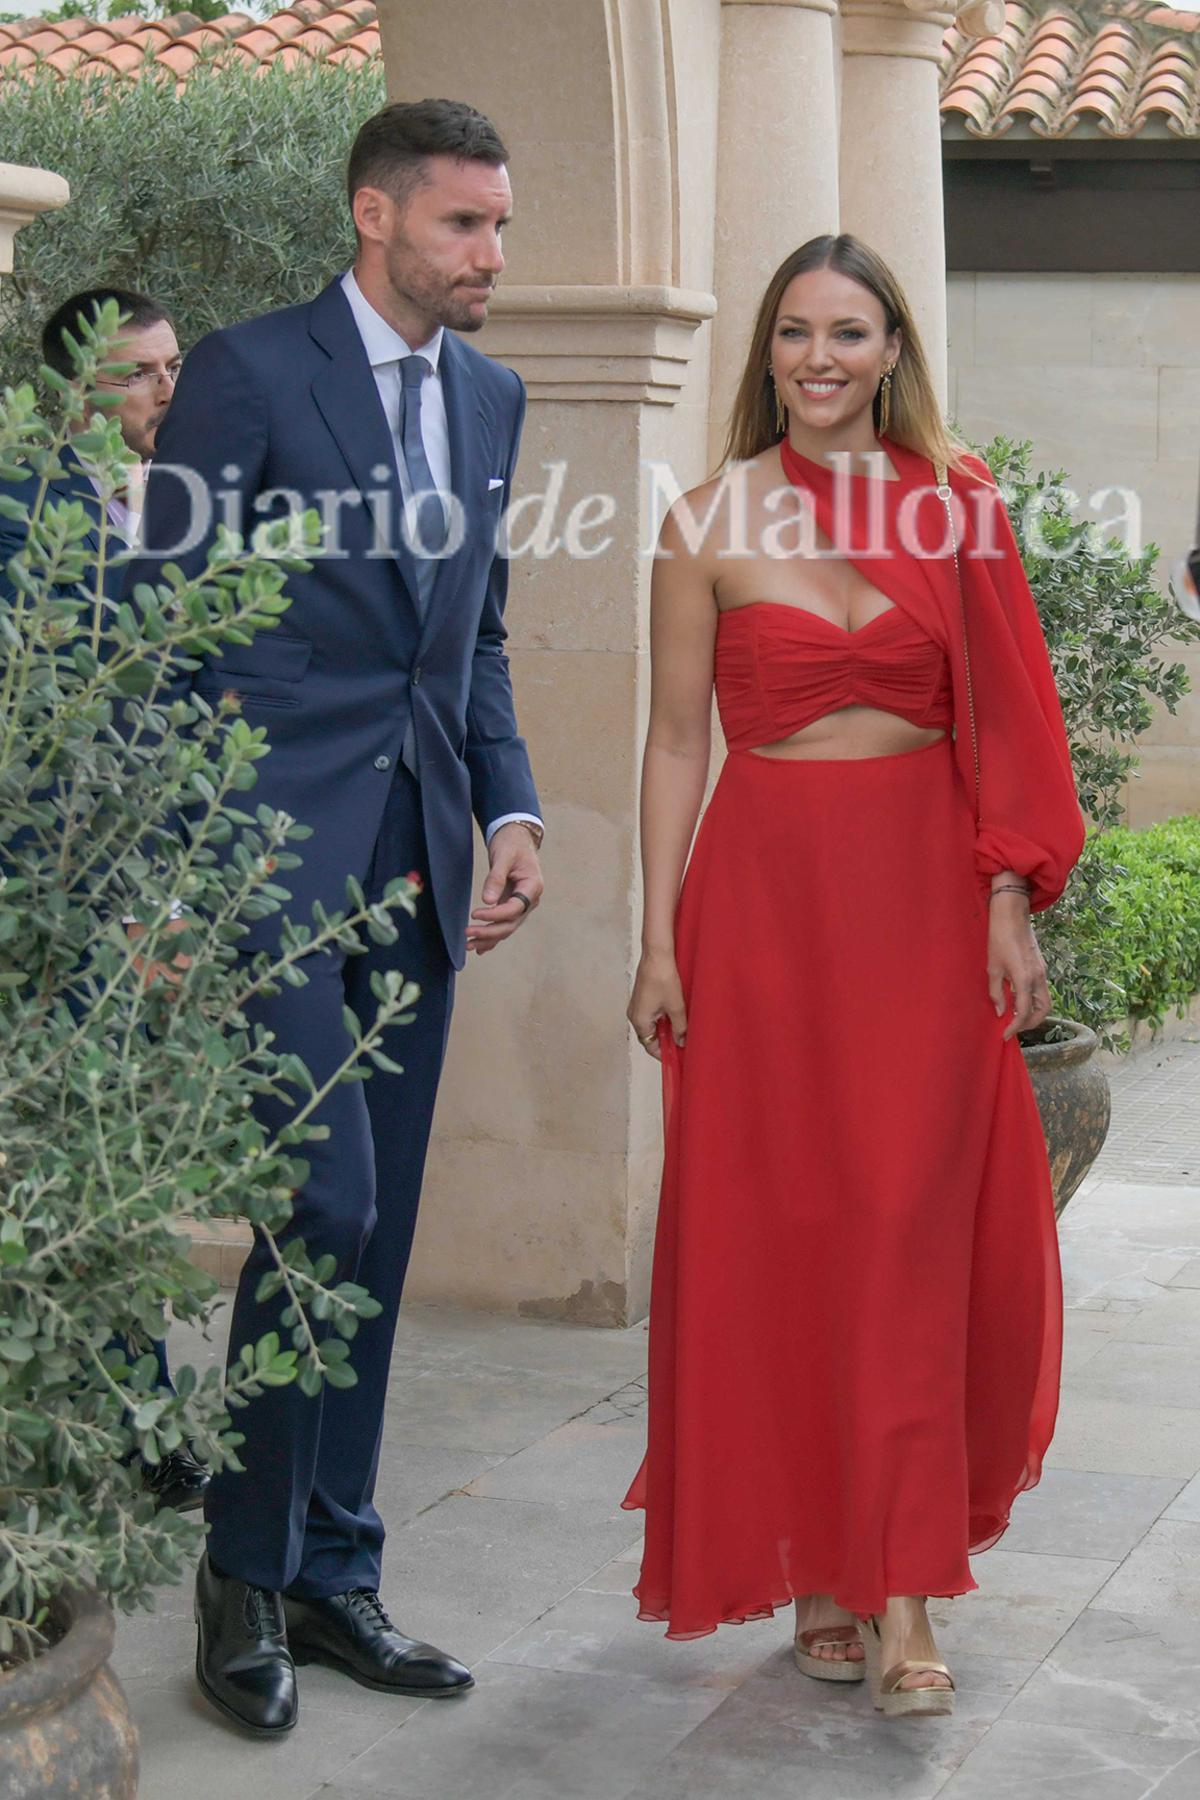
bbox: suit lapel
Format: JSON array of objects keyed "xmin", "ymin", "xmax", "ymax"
[
  {"xmin": 307, "ymin": 280, "xmax": 423, "ymax": 621},
  {"xmin": 53, "ymin": 464, "xmax": 104, "ymax": 559}
]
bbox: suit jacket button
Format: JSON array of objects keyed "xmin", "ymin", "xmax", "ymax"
[
  {"xmin": 374, "ymin": 754, "xmax": 391, "ymax": 771},
  {"xmin": 412, "ymin": 665, "xmax": 423, "ymax": 685}
]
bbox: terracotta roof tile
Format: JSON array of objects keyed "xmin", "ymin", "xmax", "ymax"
[
  {"xmin": 1, "ymin": 0, "xmax": 1195, "ymax": 141},
  {"xmin": 97, "ymin": 41, "xmax": 156, "ymax": 75},
  {"xmin": 940, "ymin": 2, "xmax": 1199, "ymax": 138},
  {"xmin": 0, "ymin": 0, "xmax": 373, "ymax": 85},
  {"xmin": 153, "ymin": 42, "xmax": 200, "ymax": 78},
  {"xmin": 293, "ymin": 26, "xmax": 343, "ymax": 51},
  {"xmin": 230, "ymin": 26, "xmax": 284, "ymax": 58},
  {"xmin": 326, "ymin": 40, "xmax": 370, "ymax": 66}
]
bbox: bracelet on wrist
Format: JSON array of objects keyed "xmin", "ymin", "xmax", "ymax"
[{"xmin": 989, "ymin": 883, "xmax": 1031, "ymax": 902}]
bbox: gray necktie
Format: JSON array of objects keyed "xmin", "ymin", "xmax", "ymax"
[
  {"xmin": 398, "ymin": 354, "xmax": 447, "ymax": 617},
  {"xmin": 396, "ymin": 355, "xmax": 445, "ymax": 780}
]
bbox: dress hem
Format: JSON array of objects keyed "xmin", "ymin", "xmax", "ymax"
[{"xmin": 619, "ymin": 1460, "xmax": 1044, "ymax": 1640}]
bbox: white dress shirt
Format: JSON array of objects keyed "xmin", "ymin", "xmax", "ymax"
[
  {"xmin": 85, "ymin": 464, "xmax": 145, "ymax": 549},
  {"xmin": 339, "ymin": 270, "xmax": 541, "ymax": 848}
]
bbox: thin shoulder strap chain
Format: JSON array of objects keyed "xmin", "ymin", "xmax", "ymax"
[{"xmin": 933, "ymin": 457, "xmax": 981, "ymax": 813}]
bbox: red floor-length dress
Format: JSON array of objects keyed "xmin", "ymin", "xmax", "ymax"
[{"xmin": 623, "ymin": 444, "xmax": 1080, "ymax": 1640}]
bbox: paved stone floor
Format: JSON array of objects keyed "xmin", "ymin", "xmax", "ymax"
[{"xmin": 116, "ymin": 1028, "xmax": 1200, "ymax": 1800}]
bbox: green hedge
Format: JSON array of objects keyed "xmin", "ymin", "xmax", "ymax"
[
  {"xmin": 0, "ymin": 55, "xmax": 386, "ymax": 383},
  {"xmin": 1068, "ymin": 815, "xmax": 1200, "ymax": 1031}
]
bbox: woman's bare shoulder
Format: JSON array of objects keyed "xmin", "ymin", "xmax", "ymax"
[{"xmin": 660, "ymin": 450, "xmax": 780, "ymax": 556}]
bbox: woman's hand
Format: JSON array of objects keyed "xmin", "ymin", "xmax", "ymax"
[
  {"xmin": 987, "ymin": 892, "xmax": 1051, "ymax": 1042},
  {"xmin": 628, "ymin": 946, "xmax": 688, "ymax": 1063}
]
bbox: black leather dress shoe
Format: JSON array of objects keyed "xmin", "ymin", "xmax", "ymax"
[
  {"xmin": 194, "ymin": 1552, "xmax": 298, "ymax": 1736},
  {"xmin": 283, "ymin": 1588, "xmax": 473, "ymax": 1697},
  {"xmin": 140, "ymin": 1443, "xmax": 211, "ymax": 1513}
]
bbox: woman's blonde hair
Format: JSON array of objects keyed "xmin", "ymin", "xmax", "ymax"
[{"xmin": 722, "ymin": 233, "xmax": 970, "ymax": 475}]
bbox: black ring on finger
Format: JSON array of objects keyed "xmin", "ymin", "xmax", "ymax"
[{"xmin": 512, "ymin": 891, "xmax": 532, "ymax": 915}]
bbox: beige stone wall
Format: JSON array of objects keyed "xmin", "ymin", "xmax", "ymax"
[{"xmin": 947, "ymin": 271, "xmax": 1200, "ymax": 828}]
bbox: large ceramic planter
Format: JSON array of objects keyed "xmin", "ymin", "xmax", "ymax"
[
  {"xmin": 0, "ymin": 1588, "xmax": 138, "ymax": 1799},
  {"xmin": 1021, "ymin": 1016, "xmax": 1111, "ymax": 1218}
]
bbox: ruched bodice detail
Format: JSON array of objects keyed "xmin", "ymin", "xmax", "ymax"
[{"xmin": 715, "ymin": 601, "xmax": 954, "ymax": 752}]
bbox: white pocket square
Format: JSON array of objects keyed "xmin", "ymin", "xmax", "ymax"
[{"xmin": 487, "ymin": 477, "xmax": 505, "ymax": 491}]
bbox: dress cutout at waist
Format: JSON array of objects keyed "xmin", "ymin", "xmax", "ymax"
[{"xmin": 715, "ymin": 601, "xmax": 953, "ymax": 753}]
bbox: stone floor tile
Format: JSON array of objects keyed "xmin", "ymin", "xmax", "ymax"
[
  {"xmin": 1072, "ymin": 1340, "xmax": 1200, "ymax": 1412},
  {"xmin": 579, "ymin": 1556, "xmax": 649, "ymax": 1596},
  {"xmin": 1114, "ymin": 1287, "xmax": 1200, "ymax": 1345},
  {"xmin": 1163, "ymin": 1473, "xmax": 1200, "ymax": 1523},
  {"xmin": 623, "ymin": 1656, "xmax": 988, "ymax": 1800},
  {"xmin": 1062, "ymin": 1309, "xmax": 1137, "ymax": 1373},
  {"xmin": 1058, "ymin": 1181, "xmax": 1200, "ymax": 1244},
  {"xmin": 125, "ymin": 1668, "xmax": 408, "ymax": 1800},
  {"xmin": 369, "ymin": 1442, "xmax": 508, "ymax": 1527},
  {"xmin": 927, "ymin": 1548, "xmax": 1117, "ymax": 1660},
  {"xmin": 322, "ymin": 1660, "xmax": 724, "ymax": 1800},
  {"xmin": 111, "ymin": 1589, "xmax": 194, "ymax": 1687},
  {"xmin": 463, "ymin": 1413, "xmax": 643, "ymax": 1508},
  {"xmin": 1042, "ymin": 1393, "xmax": 1200, "ymax": 1477},
  {"xmin": 1092, "ymin": 1520, "xmax": 1200, "ymax": 1618},
  {"xmin": 997, "ymin": 1469, "xmax": 1184, "ymax": 1562},
  {"xmin": 1167, "ymin": 1256, "xmax": 1200, "ymax": 1289},
  {"xmin": 1004, "ymin": 1608, "xmax": 1200, "ymax": 1739},
  {"xmin": 935, "ymin": 1720, "xmax": 1200, "ymax": 1799},
  {"xmin": 382, "ymin": 1364, "xmax": 633, "ymax": 1454},
  {"xmin": 391, "ymin": 1306, "xmax": 648, "ymax": 1383},
  {"xmin": 487, "ymin": 1584, "xmax": 781, "ymax": 1691},
  {"xmin": 380, "ymin": 1492, "xmax": 648, "ymax": 1666}
]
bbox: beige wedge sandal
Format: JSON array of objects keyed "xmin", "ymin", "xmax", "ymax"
[
  {"xmin": 858, "ymin": 1614, "xmax": 955, "ymax": 1717},
  {"xmin": 793, "ymin": 1623, "xmax": 866, "ymax": 1683}
]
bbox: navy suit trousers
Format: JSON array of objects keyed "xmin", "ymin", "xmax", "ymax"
[{"xmin": 204, "ymin": 763, "xmax": 454, "ymax": 1594}]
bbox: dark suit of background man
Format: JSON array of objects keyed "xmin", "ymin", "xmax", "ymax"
[
  {"xmin": 128, "ymin": 101, "xmax": 545, "ymax": 1736},
  {"xmin": 0, "ymin": 287, "xmax": 210, "ymax": 1516}
]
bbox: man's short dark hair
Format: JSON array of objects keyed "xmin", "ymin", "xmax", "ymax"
[
  {"xmin": 347, "ymin": 99, "xmax": 509, "ymax": 219},
  {"xmin": 41, "ymin": 288, "xmax": 173, "ymax": 381}
]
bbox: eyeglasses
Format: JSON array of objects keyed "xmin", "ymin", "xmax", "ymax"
[{"xmin": 96, "ymin": 361, "xmax": 183, "ymax": 392}]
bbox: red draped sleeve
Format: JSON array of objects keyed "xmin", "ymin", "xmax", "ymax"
[{"xmin": 952, "ymin": 454, "xmax": 1086, "ymax": 914}]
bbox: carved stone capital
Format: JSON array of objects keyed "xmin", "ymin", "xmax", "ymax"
[
  {"xmin": 952, "ymin": 0, "xmax": 1006, "ymax": 38},
  {"xmin": 477, "ymin": 286, "xmax": 717, "ymax": 405},
  {"xmin": 840, "ymin": 0, "xmax": 956, "ymax": 63},
  {"xmin": 0, "ymin": 162, "xmax": 70, "ymax": 276},
  {"xmin": 721, "ymin": 0, "xmax": 839, "ymax": 14}
]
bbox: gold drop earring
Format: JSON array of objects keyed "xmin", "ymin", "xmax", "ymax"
[
  {"xmin": 770, "ymin": 373, "xmax": 786, "ymax": 436},
  {"xmin": 878, "ymin": 363, "xmax": 895, "ymax": 436}
]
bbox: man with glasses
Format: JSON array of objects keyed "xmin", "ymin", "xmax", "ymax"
[
  {"xmin": 0, "ymin": 286, "xmax": 209, "ymax": 1514},
  {"xmin": 40, "ymin": 285, "xmax": 183, "ymax": 547}
]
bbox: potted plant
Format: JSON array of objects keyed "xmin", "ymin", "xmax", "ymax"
[
  {"xmin": 0, "ymin": 309, "xmax": 419, "ymax": 1792},
  {"xmin": 979, "ymin": 436, "xmax": 1200, "ymax": 1212}
]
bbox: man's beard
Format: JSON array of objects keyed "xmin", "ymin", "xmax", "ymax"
[{"xmin": 385, "ymin": 240, "xmax": 493, "ymax": 333}]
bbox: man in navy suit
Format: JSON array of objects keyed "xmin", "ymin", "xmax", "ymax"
[
  {"xmin": 128, "ymin": 100, "xmax": 544, "ymax": 1735},
  {"xmin": 0, "ymin": 287, "xmax": 212, "ymax": 1516},
  {"xmin": 0, "ymin": 286, "xmax": 179, "ymax": 594}
]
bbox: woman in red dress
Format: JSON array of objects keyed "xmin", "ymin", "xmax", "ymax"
[{"xmin": 624, "ymin": 235, "xmax": 1085, "ymax": 1717}]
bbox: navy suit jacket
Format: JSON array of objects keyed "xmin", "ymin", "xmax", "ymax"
[
  {"xmin": 0, "ymin": 460, "xmax": 124, "ymax": 604},
  {"xmin": 125, "ymin": 279, "xmax": 539, "ymax": 967}
]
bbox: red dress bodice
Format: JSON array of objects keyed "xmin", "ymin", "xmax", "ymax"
[{"xmin": 714, "ymin": 601, "xmax": 954, "ymax": 752}]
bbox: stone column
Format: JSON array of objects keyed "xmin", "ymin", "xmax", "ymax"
[
  {"xmin": 838, "ymin": 1, "xmax": 960, "ymax": 402},
  {"xmin": 375, "ymin": 0, "xmax": 721, "ymax": 1322},
  {"xmin": 0, "ymin": 162, "xmax": 69, "ymax": 278},
  {"xmin": 710, "ymin": 0, "xmax": 841, "ymax": 461}
]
